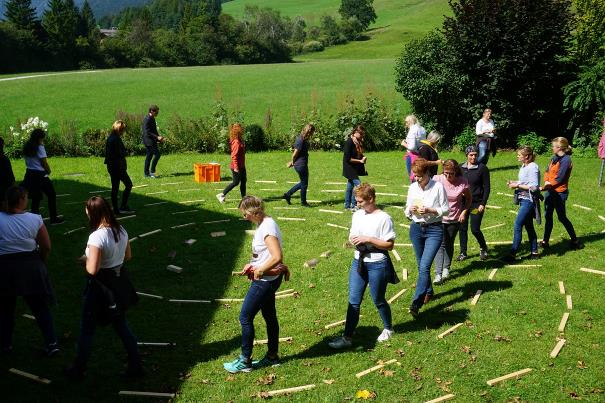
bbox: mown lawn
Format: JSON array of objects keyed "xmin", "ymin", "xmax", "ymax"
[{"xmin": 1, "ymin": 150, "xmax": 604, "ymax": 402}]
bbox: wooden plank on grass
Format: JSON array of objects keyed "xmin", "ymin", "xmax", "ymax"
[
  {"xmin": 255, "ymin": 180, "xmax": 277, "ymax": 183},
  {"xmin": 487, "ymin": 241, "xmax": 513, "ymax": 245},
  {"xmin": 485, "ymin": 205, "xmax": 502, "ymax": 209},
  {"xmin": 375, "ymin": 192, "xmax": 398, "ymax": 196},
  {"xmin": 558, "ymin": 312, "xmax": 570, "ymax": 332},
  {"xmin": 277, "ymin": 217, "xmax": 306, "ymax": 221},
  {"xmin": 275, "ymin": 289, "xmax": 295, "ymax": 295},
  {"xmin": 180, "ymin": 199, "xmax": 205, "ymax": 204},
  {"xmin": 119, "ymin": 391, "xmax": 175, "ymax": 398},
  {"xmin": 144, "ymin": 201, "xmax": 168, "ymax": 207},
  {"xmin": 488, "ymin": 269, "xmax": 498, "ymax": 280},
  {"xmin": 172, "ymin": 210, "xmax": 197, "ymax": 215},
  {"xmin": 402, "ymin": 268, "xmax": 408, "ymax": 281},
  {"xmin": 387, "ymin": 288, "xmax": 407, "ymax": 304},
  {"xmin": 215, "ymin": 298, "xmax": 244, "ymax": 303},
  {"xmin": 139, "ymin": 229, "xmax": 162, "ymax": 238},
  {"xmin": 168, "ymin": 299, "xmax": 211, "ymax": 303},
  {"xmin": 598, "ymin": 215, "xmax": 605, "ymax": 222},
  {"xmin": 324, "ymin": 316, "xmax": 363, "ymax": 329},
  {"xmin": 9, "ymin": 368, "xmax": 51, "ymax": 384},
  {"xmin": 117, "ymin": 215, "xmax": 136, "ymax": 221},
  {"xmin": 324, "ymin": 181, "xmax": 346, "ymax": 185},
  {"xmin": 266, "ymin": 384, "xmax": 316, "ymax": 397},
  {"xmin": 145, "ymin": 190, "xmax": 168, "ymax": 195},
  {"xmin": 425, "ymin": 394, "xmax": 456, "ymax": 403},
  {"xmin": 56, "ymin": 193, "xmax": 71, "ymax": 197},
  {"xmin": 259, "ymin": 188, "xmax": 279, "ymax": 191},
  {"xmin": 170, "ymin": 222, "xmax": 195, "ymax": 229},
  {"xmin": 355, "ymin": 359, "xmax": 397, "ymax": 378},
  {"xmin": 319, "ymin": 209, "xmax": 343, "ymax": 214},
  {"xmin": 203, "ymin": 219, "xmax": 231, "ymax": 224},
  {"xmin": 486, "ymin": 368, "xmax": 532, "ymax": 386},
  {"xmin": 326, "ymin": 223, "xmax": 348, "ymax": 230},
  {"xmin": 470, "ymin": 290, "xmax": 482, "ymax": 305},
  {"xmin": 136, "ymin": 292, "xmax": 163, "ymax": 300},
  {"xmin": 22, "ymin": 314, "xmax": 35, "ymax": 320},
  {"xmin": 580, "ymin": 267, "xmax": 605, "ymax": 276},
  {"xmin": 131, "ymin": 184, "xmax": 149, "ymax": 189},
  {"xmin": 508, "ymin": 210, "xmax": 518, "ymax": 214},
  {"xmin": 572, "ymin": 203, "xmax": 592, "ymax": 211},
  {"xmin": 399, "ymin": 223, "xmax": 410, "ymax": 228},
  {"xmin": 137, "ymin": 342, "xmax": 175, "ymax": 347},
  {"xmin": 394, "ymin": 243, "xmax": 413, "ymax": 247},
  {"xmin": 437, "ymin": 323, "xmax": 464, "ymax": 339},
  {"xmin": 321, "ymin": 189, "xmax": 342, "ymax": 193},
  {"xmin": 88, "ymin": 189, "xmax": 111, "ymax": 194},
  {"xmin": 504, "ymin": 264, "xmax": 542, "ymax": 268},
  {"xmin": 160, "ymin": 182, "xmax": 183, "ymax": 186},
  {"xmin": 392, "ymin": 249, "xmax": 401, "ymax": 261},
  {"xmin": 254, "ymin": 337, "xmax": 292, "ymax": 345},
  {"xmin": 483, "ymin": 223, "xmax": 505, "ymax": 230},
  {"xmin": 273, "ymin": 206, "xmax": 299, "ymax": 210},
  {"xmin": 210, "ymin": 231, "xmax": 226, "ymax": 237},
  {"xmin": 558, "ymin": 281, "xmax": 565, "ymax": 294},
  {"xmin": 566, "ymin": 295, "xmax": 573, "ymax": 310},
  {"xmin": 275, "ymin": 293, "xmax": 297, "ymax": 299},
  {"xmin": 549, "ymin": 339, "xmax": 566, "ymax": 358},
  {"xmin": 496, "ymin": 192, "xmax": 514, "ymax": 198},
  {"xmin": 63, "ymin": 226, "xmax": 85, "ymax": 235},
  {"xmin": 166, "ymin": 265, "xmax": 183, "ymax": 274}
]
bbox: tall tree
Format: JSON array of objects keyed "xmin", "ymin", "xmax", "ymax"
[
  {"xmin": 338, "ymin": 0, "xmax": 376, "ymax": 31},
  {"xmin": 42, "ymin": 0, "xmax": 81, "ymax": 68},
  {"xmin": 4, "ymin": 0, "xmax": 37, "ymax": 31},
  {"xmin": 79, "ymin": 0, "xmax": 97, "ymax": 38}
]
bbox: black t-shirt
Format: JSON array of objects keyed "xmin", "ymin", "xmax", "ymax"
[
  {"xmin": 0, "ymin": 154, "xmax": 16, "ymax": 199},
  {"xmin": 418, "ymin": 142, "xmax": 439, "ymax": 177},
  {"xmin": 293, "ymin": 135, "xmax": 309, "ymax": 168}
]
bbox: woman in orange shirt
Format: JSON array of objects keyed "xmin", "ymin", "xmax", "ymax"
[{"xmin": 217, "ymin": 123, "xmax": 246, "ymax": 203}]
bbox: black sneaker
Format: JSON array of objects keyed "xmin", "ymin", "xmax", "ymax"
[
  {"xmin": 539, "ymin": 240, "xmax": 550, "ymax": 248},
  {"xmin": 46, "ymin": 342, "xmax": 60, "ymax": 357},
  {"xmin": 501, "ymin": 254, "xmax": 517, "ymax": 263},
  {"xmin": 408, "ymin": 304, "xmax": 420, "ymax": 318},
  {"xmin": 479, "ymin": 249, "xmax": 488, "ymax": 261},
  {"xmin": 50, "ymin": 217, "xmax": 65, "ymax": 225},
  {"xmin": 569, "ymin": 240, "xmax": 584, "ymax": 250},
  {"xmin": 456, "ymin": 253, "xmax": 467, "ymax": 261},
  {"xmin": 301, "ymin": 202, "xmax": 312, "ymax": 208},
  {"xmin": 529, "ymin": 253, "xmax": 540, "ymax": 260},
  {"xmin": 282, "ymin": 193, "xmax": 291, "ymax": 205}
]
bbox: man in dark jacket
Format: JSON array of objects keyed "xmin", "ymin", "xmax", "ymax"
[
  {"xmin": 141, "ymin": 105, "xmax": 164, "ymax": 178},
  {"xmin": 0, "ymin": 137, "xmax": 16, "ymax": 211}
]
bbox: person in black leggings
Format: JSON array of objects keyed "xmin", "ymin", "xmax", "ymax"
[
  {"xmin": 104, "ymin": 120, "xmax": 134, "ymax": 215},
  {"xmin": 459, "ymin": 145, "xmax": 490, "ymax": 261}
]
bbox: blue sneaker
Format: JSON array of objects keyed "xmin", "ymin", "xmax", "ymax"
[
  {"xmin": 223, "ymin": 355, "xmax": 252, "ymax": 373},
  {"xmin": 252, "ymin": 355, "xmax": 280, "ymax": 369}
]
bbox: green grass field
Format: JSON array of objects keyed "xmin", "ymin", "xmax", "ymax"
[{"xmin": 1, "ymin": 151, "xmax": 604, "ymax": 402}]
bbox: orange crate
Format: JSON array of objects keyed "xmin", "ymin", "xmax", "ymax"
[{"xmin": 194, "ymin": 163, "xmax": 221, "ymax": 183}]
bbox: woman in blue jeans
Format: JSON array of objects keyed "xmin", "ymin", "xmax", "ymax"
[
  {"xmin": 504, "ymin": 146, "xmax": 540, "ymax": 261},
  {"xmin": 405, "ymin": 159, "xmax": 449, "ymax": 316},
  {"xmin": 342, "ymin": 125, "xmax": 367, "ymax": 210},
  {"xmin": 329, "ymin": 184, "xmax": 397, "ymax": 349},
  {"xmin": 224, "ymin": 196, "xmax": 287, "ymax": 373},
  {"xmin": 283, "ymin": 123, "xmax": 315, "ymax": 207}
]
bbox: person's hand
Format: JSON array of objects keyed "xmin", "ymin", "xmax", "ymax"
[
  {"xmin": 233, "ymin": 169, "xmax": 239, "ymax": 173},
  {"xmin": 401, "ymin": 139, "xmax": 407, "ymax": 147},
  {"xmin": 507, "ymin": 180, "xmax": 517, "ymax": 189},
  {"xmin": 253, "ymin": 267, "xmax": 264, "ymax": 280},
  {"xmin": 361, "ymin": 156, "xmax": 367, "ymax": 164},
  {"xmin": 417, "ymin": 206, "xmax": 430, "ymax": 215},
  {"xmin": 158, "ymin": 136, "xmax": 165, "ymax": 143},
  {"xmin": 351, "ymin": 235, "xmax": 371, "ymax": 246},
  {"xmin": 477, "ymin": 205, "xmax": 485, "ymax": 214},
  {"xmin": 409, "ymin": 205, "xmax": 419, "ymax": 215},
  {"xmin": 286, "ymin": 161, "xmax": 293, "ymax": 168},
  {"xmin": 459, "ymin": 210, "xmax": 467, "ymax": 223}
]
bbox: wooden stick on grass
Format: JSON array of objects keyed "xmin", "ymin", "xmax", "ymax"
[
  {"xmin": 549, "ymin": 339, "xmax": 566, "ymax": 358},
  {"xmin": 118, "ymin": 391, "xmax": 175, "ymax": 398},
  {"xmin": 168, "ymin": 299, "xmax": 211, "ymax": 303},
  {"xmin": 470, "ymin": 290, "xmax": 482, "ymax": 306},
  {"xmin": 580, "ymin": 267, "xmax": 605, "ymax": 276},
  {"xmin": 8, "ymin": 368, "xmax": 51, "ymax": 384},
  {"xmin": 566, "ymin": 295, "xmax": 573, "ymax": 310},
  {"xmin": 486, "ymin": 368, "xmax": 533, "ymax": 386},
  {"xmin": 136, "ymin": 291, "xmax": 163, "ymax": 300},
  {"xmin": 266, "ymin": 384, "xmax": 316, "ymax": 397},
  {"xmin": 139, "ymin": 229, "xmax": 162, "ymax": 238},
  {"xmin": 355, "ymin": 359, "xmax": 397, "ymax": 378},
  {"xmin": 392, "ymin": 249, "xmax": 401, "ymax": 261},
  {"xmin": 558, "ymin": 312, "xmax": 570, "ymax": 332},
  {"xmin": 488, "ymin": 269, "xmax": 498, "ymax": 280},
  {"xmin": 387, "ymin": 288, "xmax": 407, "ymax": 304},
  {"xmin": 437, "ymin": 323, "xmax": 464, "ymax": 339},
  {"xmin": 253, "ymin": 337, "xmax": 292, "ymax": 345},
  {"xmin": 425, "ymin": 394, "xmax": 455, "ymax": 403},
  {"xmin": 558, "ymin": 281, "xmax": 565, "ymax": 294}
]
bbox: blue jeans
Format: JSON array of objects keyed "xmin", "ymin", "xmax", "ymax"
[
  {"xmin": 239, "ymin": 276, "xmax": 282, "ymax": 359},
  {"xmin": 74, "ymin": 283, "xmax": 140, "ymax": 368},
  {"xmin": 410, "ymin": 222, "xmax": 443, "ymax": 308},
  {"xmin": 344, "ymin": 178, "xmax": 361, "ymax": 209},
  {"xmin": 477, "ymin": 139, "xmax": 489, "ymax": 165},
  {"xmin": 344, "ymin": 259, "xmax": 393, "ymax": 337},
  {"xmin": 512, "ymin": 199, "xmax": 538, "ymax": 254},
  {"xmin": 543, "ymin": 190, "xmax": 577, "ymax": 243},
  {"xmin": 144, "ymin": 144, "xmax": 161, "ymax": 175},
  {"xmin": 285, "ymin": 165, "xmax": 309, "ymax": 204},
  {"xmin": 405, "ymin": 153, "xmax": 413, "ymax": 178},
  {"xmin": 0, "ymin": 295, "xmax": 57, "ymax": 350}
]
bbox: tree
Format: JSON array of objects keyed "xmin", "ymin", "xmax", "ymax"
[
  {"xmin": 339, "ymin": 0, "xmax": 376, "ymax": 31},
  {"xmin": 42, "ymin": 0, "xmax": 81, "ymax": 68},
  {"xmin": 79, "ymin": 0, "xmax": 96, "ymax": 38},
  {"xmin": 4, "ymin": 0, "xmax": 37, "ymax": 31}
]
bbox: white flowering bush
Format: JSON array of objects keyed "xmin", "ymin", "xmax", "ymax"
[{"xmin": 6, "ymin": 117, "xmax": 49, "ymax": 157}]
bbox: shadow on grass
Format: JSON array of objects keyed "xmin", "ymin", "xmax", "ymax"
[{"xmin": 0, "ymin": 176, "xmax": 247, "ymax": 401}]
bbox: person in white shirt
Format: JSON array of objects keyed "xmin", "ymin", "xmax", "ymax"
[
  {"xmin": 405, "ymin": 159, "xmax": 449, "ymax": 317},
  {"xmin": 65, "ymin": 196, "xmax": 141, "ymax": 380},
  {"xmin": 224, "ymin": 196, "xmax": 288, "ymax": 373},
  {"xmin": 329, "ymin": 184, "xmax": 397, "ymax": 349},
  {"xmin": 475, "ymin": 108, "xmax": 496, "ymax": 165},
  {"xmin": 401, "ymin": 115, "xmax": 427, "ymax": 181}
]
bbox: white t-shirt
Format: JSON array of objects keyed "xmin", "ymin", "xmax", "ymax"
[
  {"xmin": 476, "ymin": 119, "xmax": 495, "ymax": 137},
  {"xmin": 405, "ymin": 179, "xmax": 449, "ymax": 224},
  {"xmin": 85, "ymin": 226, "xmax": 129, "ymax": 269},
  {"xmin": 25, "ymin": 144, "xmax": 47, "ymax": 172},
  {"xmin": 349, "ymin": 210, "xmax": 396, "ymax": 262},
  {"xmin": 250, "ymin": 217, "xmax": 282, "ymax": 281},
  {"xmin": 0, "ymin": 212, "xmax": 43, "ymax": 255},
  {"xmin": 406, "ymin": 124, "xmax": 427, "ymax": 152}
]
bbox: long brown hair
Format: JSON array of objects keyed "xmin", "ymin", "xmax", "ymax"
[
  {"xmin": 86, "ymin": 196, "xmax": 122, "ymax": 242},
  {"xmin": 301, "ymin": 123, "xmax": 315, "ymax": 140},
  {"xmin": 229, "ymin": 123, "xmax": 244, "ymax": 141},
  {"xmin": 351, "ymin": 124, "xmax": 365, "ymax": 156}
]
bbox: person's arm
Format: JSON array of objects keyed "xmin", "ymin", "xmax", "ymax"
[
  {"xmin": 253, "ymin": 235, "xmax": 282, "ymax": 279},
  {"xmin": 40, "ymin": 158, "xmax": 51, "ymax": 175},
  {"xmin": 231, "ymin": 140, "xmax": 240, "ymax": 172},
  {"xmin": 419, "ymin": 183, "xmax": 448, "ymax": 217},
  {"xmin": 124, "ymin": 241, "xmax": 132, "ymax": 262},
  {"xmin": 35, "ymin": 224, "xmax": 51, "ymax": 262},
  {"xmin": 545, "ymin": 157, "xmax": 571, "ymax": 190},
  {"xmin": 287, "ymin": 148, "xmax": 300, "ymax": 168},
  {"xmin": 85, "ymin": 245, "xmax": 102, "ymax": 276},
  {"xmin": 144, "ymin": 117, "xmax": 160, "ymax": 141},
  {"xmin": 350, "ymin": 235, "xmax": 394, "ymax": 250},
  {"xmin": 478, "ymin": 165, "xmax": 490, "ymax": 213},
  {"xmin": 459, "ymin": 187, "xmax": 473, "ymax": 223}
]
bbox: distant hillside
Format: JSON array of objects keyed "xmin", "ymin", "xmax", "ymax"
[{"xmin": 0, "ymin": 0, "xmax": 150, "ymax": 19}]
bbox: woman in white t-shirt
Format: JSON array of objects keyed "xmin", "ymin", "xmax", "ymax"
[
  {"xmin": 401, "ymin": 115, "xmax": 426, "ymax": 181},
  {"xmin": 224, "ymin": 196, "xmax": 287, "ymax": 373},
  {"xmin": 329, "ymin": 184, "xmax": 397, "ymax": 349},
  {"xmin": 0, "ymin": 186, "xmax": 58, "ymax": 356},
  {"xmin": 475, "ymin": 108, "xmax": 496, "ymax": 165},
  {"xmin": 20, "ymin": 129, "xmax": 63, "ymax": 224},
  {"xmin": 65, "ymin": 196, "xmax": 141, "ymax": 380}
]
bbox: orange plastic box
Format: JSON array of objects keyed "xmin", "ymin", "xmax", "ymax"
[{"xmin": 194, "ymin": 163, "xmax": 221, "ymax": 183}]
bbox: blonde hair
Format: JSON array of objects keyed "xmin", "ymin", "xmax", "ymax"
[
  {"xmin": 238, "ymin": 195, "xmax": 264, "ymax": 217},
  {"xmin": 301, "ymin": 123, "xmax": 315, "ymax": 140},
  {"xmin": 552, "ymin": 136, "xmax": 572, "ymax": 154},
  {"xmin": 111, "ymin": 120, "xmax": 126, "ymax": 135},
  {"xmin": 354, "ymin": 183, "xmax": 376, "ymax": 202},
  {"xmin": 405, "ymin": 115, "xmax": 418, "ymax": 125},
  {"xmin": 517, "ymin": 146, "xmax": 536, "ymax": 163}
]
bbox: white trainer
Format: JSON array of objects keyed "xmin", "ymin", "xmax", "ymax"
[
  {"xmin": 216, "ymin": 193, "xmax": 225, "ymax": 203},
  {"xmin": 377, "ymin": 329, "xmax": 394, "ymax": 342},
  {"xmin": 442, "ymin": 269, "xmax": 450, "ymax": 280},
  {"xmin": 433, "ymin": 274, "xmax": 442, "ymax": 284}
]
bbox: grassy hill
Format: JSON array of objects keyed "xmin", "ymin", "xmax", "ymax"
[{"xmin": 222, "ymin": 0, "xmax": 451, "ymax": 60}]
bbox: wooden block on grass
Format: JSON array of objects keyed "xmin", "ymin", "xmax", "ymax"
[
  {"xmin": 580, "ymin": 267, "xmax": 605, "ymax": 276},
  {"xmin": 160, "ymin": 182, "xmax": 183, "ymax": 186},
  {"xmin": 184, "ymin": 239, "xmax": 197, "ymax": 245},
  {"xmin": 168, "ymin": 299, "xmax": 211, "ymax": 303},
  {"xmin": 254, "ymin": 336, "xmax": 292, "ymax": 345},
  {"xmin": 215, "ymin": 298, "xmax": 244, "ymax": 303},
  {"xmin": 326, "ymin": 223, "xmax": 348, "ymax": 230},
  {"xmin": 166, "ymin": 265, "xmax": 183, "ymax": 274},
  {"xmin": 572, "ymin": 203, "xmax": 592, "ymax": 211},
  {"xmin": 203, "ymin": 219, "xmax": 230, "ymax": 224},
  {"xmin": 180, "ymin": 199, "xmax": 205, "ymax": 204},
  {"xmin": 375, "ymin": 192, "xmax": 399, "ymax": 196},
  {"xmin": 145, "ymin": 190, "xmax": 168, "ymax": 195},
  {"xmin": 117, "ymin": 215, "xmax": 136, "ymax": 221},
  {"xmin": 56, "ymin": 193, "xmax": 71, "ymax": 197},
  {"xmin": 425, "ymin": 394, "xmax": 456, "ymax": 403},
  {"xmin": 136, "ymin": 292, "xmax": 163, "ymax": 300},
  {"xmin": 139, "ymin": 229, "xmax": 162, "ymax": 238},
  {"xmin": 598, "ymin": 215, "xmax": 605, "ymax": 222},
  {"xmin": 276, "ymin": 289, "xmax": 295, "ymax": 295},
  {"xmin": 137, "ymin": 342, "xmax": 175, "ymax": 347},
  {"xmin": 566, "ymin": 295, "xmax": 572, "ymax": 310},
  {"xmin": 245, "ymin": 230, "xmax": 255, "ymax": 235},
  {"xmin": 437, "ymin": 323, "xmax": 464, "ymax": 339},
  {"xmin": 275, "ymin": 293, "xmax": 297, "ymax": 299},
  {"xmin": 392, "ymin": 250, "xmax": 401, "ymax": 261},
  {"xmin": 558, "ymin": 312, "xmax": 569, "ymax": 332},
  {"xmin": 324, "ymin": 181, "xmax": 346, "ymax": 185},
  {"xmin": 266, "ymin": 384, "xmax": 316, "ymax": 397},
  {"xmin": 485, "ymin": 205, "xmax": 502, "ymax": 209},
  {"xmin": 324, "ymin": 316, "xmax": 364, "ymax": 330},
  {"xmin": 558, "ymin": 281, "xmax": 565, "ymax": 294},
  {"xmin": 394, "ymin": 243, "xmax": 413, "ymax": 247},
  {"xmin": 8, "ymin": 368, "xmax": 51, "ymax": 384},
  {"xmin": 144, "ymin": 201, "xmax": 168, "ymax": 207},
  {"xmin": 22, "ymin": 314, "xmax": 35, "ymax": 320},
  {"xmin": 131, "ymin": 184, "xmax": 149, "ymax": 189},
  {"xmin": 88, "ymin": 189, "xmax": 111, "ymax": 194},
  {"xmin": 119, "ymin": 391, "xmax": 175, "ymax": 398},
  {"xmin": 210, "ymin": 231, "xmax": 226, "ymax": 237},
  {"xmin": 277, "ymin": 217, "xmax": 306, "ymax": 221},
  {"xmin": 319, "ymin": 209, "xmax": 343, "ymax": 214},
  {"xmin": 63, "ymin": 226, "xmax": 85, "ymax": 235},
  {"xmin": 487, "ymin": 241, "xmax": 513, "ymax": 245},
  {"xmin": 488, "ymin": 269, "xmax": 498, "ymax": 280},
  {"xmin": 129, "ymin": 237, "xmax": 138, "ymax": 242},
  {"xmin": 171, "ymin": 210, "xmax": 197, "ymax": 215},
  {"xmin": 496, "ymin": 192, "xmax": 514, "ymax": 197},
  {"xmin": 505, "ymin": 264, "xmax": 542, "ymax": 268},
  {"xmin": 470, "ymin": 290, "xmax": 482, "ymax": 305},
  {"xmin": 321, "ymin": 189, "xmax": 342, "ymax": 193},
  {"xmin": 387, "ymin": 288, "xmax": 407, "ymax": 304},
  {"xmin": 399, "ymin": 223, "xmax": 410, "ymax": 228},
  {"xmin": 549, "ymin": 339, "xmax": 566, "ymax": 358},
  {"xmin": 255, "ymin": 180, "xmax": 277, "ymax": 183},
  {"xmin": 402, "ymin": 268, "xmax": 408, "ymax": 281},
  {"xmin": 170, "ymin": 222, "xmax": 195, "ymax": 229},
  {"xmin": 355, "ymin": 359, "xmax": 397, "ymax": 378},
  {"xmin": 486, "ymin": 368, "xmax": 532, "ymax": 386},
  {"xmin": 483, "ymin": 223, "xmax": 505, "ymax": 230}
]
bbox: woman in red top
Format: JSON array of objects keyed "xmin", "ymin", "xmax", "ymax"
[
  {"xmin": 217, "ymin": 123, "xmax": 246, "ymax": 203},
  {"xmin": 540, "ymin": 137, "xmax": 582, "ymax": 250}
]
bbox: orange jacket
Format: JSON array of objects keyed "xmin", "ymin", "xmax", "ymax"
[{"xmin": 543, "ymin": 154, "xmax": 572, "ymax": 193}]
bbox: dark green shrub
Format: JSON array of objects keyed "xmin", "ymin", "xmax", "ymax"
[
  {"xmin": 115, "ymin": 110, "xmax": 146, "ymax": 155},
  {"xmin": 82, "ymin": 128, "xmax": 108, "ymax": 156},
  {"xmin": 244, "ymin": 124, "xmax": 266, "ymax": 152},
  {"xmin": 453, "ymin": 127, "xmax": 476, "ymax": 152},
  {"xmin": 517, "ymin": 132, "xmax": 549, "ymax": 154},
  {"xmin": 302, "ymin": 40, "xmax": 324, "ymax": 53}
]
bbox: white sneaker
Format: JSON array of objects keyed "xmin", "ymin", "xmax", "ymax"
[
  {"xmin": 433, "ymin": 274, "xmax": 442, "ymax": 284},
  {"xmin": 216, "ymin": 193, "xmax": 225, "ymax": 203},
  {"xmin": 328, "ymin": 336, "xmax": 353, "ymax": 349},
  {"xmin": 377, "ymin": 329, "xmax": 394, "ymax": 342},
  {"xmin": 442, "ymin": 269, "xmax": 450, "ymax": 280}
]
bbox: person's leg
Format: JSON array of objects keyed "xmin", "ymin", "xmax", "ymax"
[
  {"xmin": 410, "ymin": 223, "xmax": 427, "ymax": 307},
  {"xmin": 415, "ymin": 225, "xmax": 443, "ymax": 307},
  {"xmin": 144, "ymin": 146, "xmax": 153, "ymax": 176},
  {"xmin": 298, "ymin": 165, "xmax": 309, "ymax": 204},
  {"xmin": 239, "ymin": 280, "xmax": 271, "ymax": 360},
  {"xmin": 111, "ymin": 315, "xmax": 141, "ymax": 369},
  {"xmin": 554, "ymin": 192, "xmax": 578, "ymax": 241},
  {"xmin": 443, "ymin": 223, "xmax": 459, "ymax": 272},
  {"xmin": 23, "ymin": 294, "xmax": 57, "ymax": 349},
  {"xmin": 470, "ymin": 212, "xmax": 488, "ymax": 250},
  {"xmin": 108, "ymin": 166, "xmax": 121, "ymax": 212},
  {"xmin": 285, "ymin": 166, "xmax": 303, "ymax": 198},
  {"xmin": 542, "ymin": 190, "xmax": 556, "ymax": 244},
  {"xmin": 477, "ymin": 140, "xmax": 488, "ymax": 164},
  {"xmin": 366, "ymin": 261, "xmax": 392, "ymax": 331},
  {"xmin": 0, "ymin": 296, "xmax": 17, "ymax": 350},
  {"xmin": 222, "ymin": 169, "xmax": 241, "ymax": 196},
  {"xmin": 511, "ymin": 200, "xmax": 533, "ymax": 254},
  {"xmin": 260, "ymin": 277, "xmax": 282, "ymax": 358},
  {"xmin": 344, "ymin": 259, "xmax": 367, "ymax": 338},
  {"xmin": 405, "ymin": 153, "xmax": 412, "ymax": 178},
  {"xmin": 523, "ymin": 204, "xmax": 538, "ymax": 254},
  {"xmin": 344, "ymin": 180, "xmax": 354, "ymax": 209},
  {"xmin": 40, "ymin": 177, "xmax": 58, "ymax": 219},
  {"xmin": 73, "ymin": 286, "xmax": 98, "ymax": 369},
  {"xmin": 459, "ymin": 213, "xmax": 469, "ymax": 256},
  {"xmin": 150, "ymin": 144, "xmax": 161, "ymax": 174},
  {"xmin": 239, "ymin": 168, "xmax": 247, "ymax": 198},
  {"xmin": 120, "ymin": 170, "xmax": 133, "ymax": 210},
  {"xmin": 434, "ymin": 235, "xmax": 446, "ymax": 278}
]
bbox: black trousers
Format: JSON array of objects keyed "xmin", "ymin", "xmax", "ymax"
[
  {"xmin": 107, "ymin": 164, "xmax": 132, "ymax": 211},
  {"xmin": 23, "ymin": 170, "xmax": 58, "ymax": 219},
  {"xmin": 0, "ymin": 294, "xmax": 57, "ymax": 349},
  {"xmin": 459, "ymin": 210, "xmax": 487, "ymax": 254},
  {"xmin": 144, "ymin": 144, "xmax": 161, "ymax": 175},
  {"xmin": 223, "ymin": 168, "xmax": 247, "ymax": 198}
]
